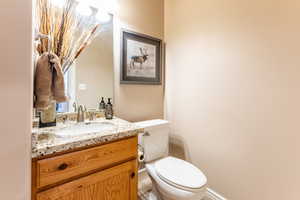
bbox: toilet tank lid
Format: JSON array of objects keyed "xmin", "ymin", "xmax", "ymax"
[{"xmin": 134, "ymin": 119, "xmax": 169, "ymax": 129}]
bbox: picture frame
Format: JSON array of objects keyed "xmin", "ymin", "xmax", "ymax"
[{"xmin": 120, "ymin": 29, "xmax": 162, "ymax": 85}]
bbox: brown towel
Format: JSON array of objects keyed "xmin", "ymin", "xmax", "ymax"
[
  {"xmin": 34, "ymin": 53, "xmax": 68, "ymax": 109},
  {"xmin": 49, "ymin": 54, "xmax": 68, "ymax": 102},
  {"xmin": 34, "ymin": 53, "xmax": 52, "ymax": 109}
]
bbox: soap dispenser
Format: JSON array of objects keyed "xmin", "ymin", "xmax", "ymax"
[
  {"xmin": 105, "ymin": 98, "xmax": 113, "ymax": 120},
  {"xmin": 98, "ymin": 97, "xmax": 106, "ymax": 112}
]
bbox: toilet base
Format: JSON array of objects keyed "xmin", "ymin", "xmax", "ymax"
[
  {"xmin": 138, "ymin": 187, "xmax": 161, "ymax": 200},
  {"xmin": 147, "ymin": 189, "xmax": 161, "ymax": 200},
  {"xmin": 150, "ymin": 183, "xmax": 162, "ymax": 200}
]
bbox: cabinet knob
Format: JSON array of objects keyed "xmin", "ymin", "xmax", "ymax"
[
  {"xmin": 130, "ymin": 172, "xmax": 135, "ymax": 178},
  {"xmin": 58, "ymin": 163, "xmax": 68, "ymax": 170}
]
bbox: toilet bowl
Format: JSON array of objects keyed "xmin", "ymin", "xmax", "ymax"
[
  {"xmin": 146, "ymin": 157, "xmax": 207, "ymax": 200},
  {"xmin": 135, "ymin": 120, "xmax": 207, "ymax": 200}
]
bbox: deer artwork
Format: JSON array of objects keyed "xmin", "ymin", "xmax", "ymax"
[{"xmin": 130, "ymin": 48, "xmax": 149, "ymax": 69}]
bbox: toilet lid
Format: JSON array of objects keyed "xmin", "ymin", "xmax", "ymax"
[{"xmin": 155, "ymin": 157, "xmax": 207, "ymax": 189}]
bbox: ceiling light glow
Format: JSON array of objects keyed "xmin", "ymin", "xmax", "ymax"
[
  {"xmin": 96, "ymin": 11, "xmax": 111, "ymax": 23},
  {"xmin": 76, "ymin": 2, "xmax": 92, "ymax": 16}
]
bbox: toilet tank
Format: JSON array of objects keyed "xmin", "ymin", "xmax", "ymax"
[{"xmin": 135, "ymin": 119, "xmax": 169, "ymax": 162}]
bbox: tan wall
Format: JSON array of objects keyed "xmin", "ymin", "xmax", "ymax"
[
  {"xmin": 165, "ymin": 0, "xmax": 300, "ymax": 199},
  {"xmin": 0, "ymin": 1, "xmax": 163, "ymax": 199},
  {"xmin": 0, "ymin": 0, "xmax": 32, "ymax": 199},
  {"xmin": 76, "ymin": 23, "xmax": 114, "ymax": 109},
  {"xmin": 113, "ymin": 0, "xmax": 164, "ymax": 122}
]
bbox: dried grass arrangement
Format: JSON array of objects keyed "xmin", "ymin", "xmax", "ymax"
[{"xmin": 36, "ymin": 0, "xmax": 103, "ymax": 73}]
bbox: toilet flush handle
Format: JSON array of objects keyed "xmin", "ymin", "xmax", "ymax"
[{"xmin": 143, "ymin": 131, "xmax": 150, "ymax": 136}]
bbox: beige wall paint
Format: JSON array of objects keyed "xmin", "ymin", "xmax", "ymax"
[
  {"xmin": 113, "ymin": 0, "xmax": 164, "ymax": 122},
  {"xmin": 0, "ymin": 1, "xmax": 163, "ymax": 198},
  {"xmin": 165, "ymin": 0, "xmax": 300, "ymax": 199},
  {"xmin": 0, "ymin": 0, "xmax": 32, "ymax": 199},
  {"xmin": 76, "ymin": 23, "xmax": 114, "ymax": 109}
]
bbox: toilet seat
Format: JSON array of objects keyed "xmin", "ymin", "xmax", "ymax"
[
  {"xmin": 154, "ymin": 157, "xmax": 207, "ymax": 191},
  {"xmin": 146, "ymin": 158, "xmax": 207, "ymax": 200}
]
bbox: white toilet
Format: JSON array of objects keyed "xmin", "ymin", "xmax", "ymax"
[{"xmin": 136, "ymin": 119, "xmax": 207, "ymax": 200}]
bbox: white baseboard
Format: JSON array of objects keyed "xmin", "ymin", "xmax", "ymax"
[{"xmin": 206, "ymin": 188, "xmax": 228, "ymax": 200}]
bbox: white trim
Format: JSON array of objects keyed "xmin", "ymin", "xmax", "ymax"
[{"xmin": 206, "ymin": 188, "xmax": 228, "ymax": 200}]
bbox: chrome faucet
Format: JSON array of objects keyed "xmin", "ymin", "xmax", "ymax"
[{"xmin": 77, "ymin": 105, "xmax": 86, "ymax": 123}]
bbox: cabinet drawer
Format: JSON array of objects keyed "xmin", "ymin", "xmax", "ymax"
[
  {"xmin": 36, "ymin": 137, "xmax": 137, "ymax": 188},
  {"xmin": 36, "ymin": 160, "xmax": 137, "ymax": 200}
]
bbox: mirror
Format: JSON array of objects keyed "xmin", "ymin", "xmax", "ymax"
[{"xmin": 57, "ymin": 16, "xmax": 114, "ymax": 113}]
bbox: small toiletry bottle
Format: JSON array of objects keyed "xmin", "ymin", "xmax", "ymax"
[
  {"xmin": 105, "ymin": 98, "xmax": 114, "ymax": 120},
  {"xmin": 39, "ymin": 100, "xmax": 57, "ymax": 128},
  {"xmin": 99, "ymin": 97, "xmax": 106, "ymax": 112}
]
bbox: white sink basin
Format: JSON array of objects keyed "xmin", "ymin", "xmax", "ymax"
[{"xmin": 55, "ymin": 121, "xmax": 117, "ymax": 137}]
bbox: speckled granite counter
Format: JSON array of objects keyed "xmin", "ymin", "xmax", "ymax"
[{"xmin": 32, "ymin": 117, "xmax": 143, "ymax": 159}]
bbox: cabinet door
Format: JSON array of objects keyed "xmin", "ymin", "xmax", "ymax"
[{"xmin": 36, "ymin": 160, "xmax": 137, "ymax": 200}]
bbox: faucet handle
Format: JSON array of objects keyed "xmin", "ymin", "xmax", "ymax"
[{"xmin": 77, "ymin": 105, "xmax": 87, "ymax": 112}]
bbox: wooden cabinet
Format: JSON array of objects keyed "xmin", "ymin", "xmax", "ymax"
[
  {"xmin": 37, "ymin": 160, "xmax": 137, "ymax": 200},
  {"xmin": 32, "ymin": 137, "xmax": 138, "ymax": 200}
]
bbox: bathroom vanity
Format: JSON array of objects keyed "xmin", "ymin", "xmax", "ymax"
[
  {"xmin": 31, "ymin": 117, "xmax": 143, "ymax": 200},
  {"xmin": 31, "ymin": 5, "xmax": 144, "ymax": 199}
]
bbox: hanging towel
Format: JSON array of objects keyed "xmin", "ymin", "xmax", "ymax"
[
  {"xmin": 34, "ymin": 53, "xmax": 52, "ymax": 109},
  {"xmin": 49, "ymin": 54, "xmax": 68, "ymax": 103},
  {"xmin": 34, "ymin": 53, "xmax": 67, "ymax": 109}
]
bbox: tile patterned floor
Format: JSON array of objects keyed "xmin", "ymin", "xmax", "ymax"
[{"xmin": 138, "ymin": 171, "xmax": 152, "ymax": 200}]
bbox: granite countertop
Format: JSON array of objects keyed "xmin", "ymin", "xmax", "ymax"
[{"xmin": 32, "ymin": 117, "xmax": 143, "ymax": 159}]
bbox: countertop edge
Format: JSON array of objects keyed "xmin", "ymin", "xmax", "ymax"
[{"xmin": 32, "ymin": 127, "xmax": 144, "ymax": 159}]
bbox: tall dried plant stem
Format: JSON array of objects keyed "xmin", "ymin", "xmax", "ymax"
[{"xmin": 36, "ymin": 0, "xmax": 102, "ymax": 73}]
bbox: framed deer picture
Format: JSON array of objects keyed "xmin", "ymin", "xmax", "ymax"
[{"xmin": 120, "ymin": 29, "xmax": 162, "ymax": 84}]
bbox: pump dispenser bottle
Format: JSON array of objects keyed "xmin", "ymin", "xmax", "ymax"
[
  {"xmin": 99, "ymin": 97, "xmax": 106, "ymax": 112},
  {"xmin": 105, "ymin": 98, "xmax": 113, "ymax": 120}
]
